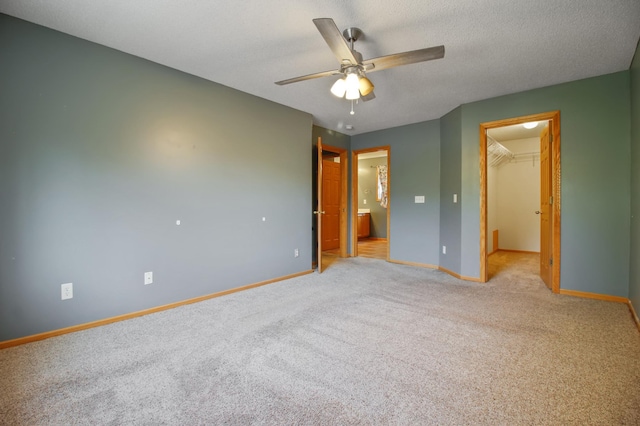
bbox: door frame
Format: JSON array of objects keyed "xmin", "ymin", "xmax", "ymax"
[
  {"xmin": 351, "ymin": 146, "xmax": 391, "ymax": 259},
  {"xmin": 479, "ymin": 111, "xmax": 561, "ymax": 292},
  {"xmin": 317, "ymin": 140, "xmax": 348, "ymax": 272}
]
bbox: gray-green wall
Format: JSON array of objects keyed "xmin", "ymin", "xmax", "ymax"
[
  {"xmin": 2, "ymin": 13, "xmax": 636, "ymax": 343},
  {"xmin": 352, "ymin": 72, "xmax": 632, "ymax": 299},
  {"xmin": 352, "ymin": 121, "xmax": 441, "ymax": 265},
  {"xmin": 460, "ymin": 72, "xmax": 631, "ymax": 296},
  {"xmin": 630, "ymin": 40, "xmax": 640, "ymax": 315},
  {"xmin": 312, "ymin": 126, "xmax": 350, "ymax": 151},
  {"xmin": 0, "ymin": 15, "xmax": 312, "ymax": 341},
  {"xmin": 439, "ymin": 107, "xmax": 462, "ymax": 272}
]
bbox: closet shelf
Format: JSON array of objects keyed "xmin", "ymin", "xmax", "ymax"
[
  {"xmin": 487, "ymin": 136, "xmax": 540, "ymax": 167},
  {"xmin": 487, "ymin": 136, "xmax": 514, "ymax": 167}
]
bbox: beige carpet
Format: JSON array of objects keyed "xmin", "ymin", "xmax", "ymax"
[{"xmin": 1, "ymin": 252, "xmax": 639, "ymax": 424}]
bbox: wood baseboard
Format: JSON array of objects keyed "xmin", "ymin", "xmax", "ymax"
[
  {"xmin": 559, "ymin": 290, "xmax": 639, "ymax": 333},
  {"xmin": 459, "ymin": 274, "xmax": 483, "ymax": 282},
  {"xmin": 388, "ymin": 260, "xmax": 482, "ymax": 283},
  {"xmin": 629, "ymin": 300, "xmax": 640, "ymax": 332},
  {"xmin": 438, "ymin": 266, "xmax": 483, "ymax": 282},
  {"xmin": 388, "ymin": 259, "xmax": 438, "ymax": 270},
  {"xmin": 558, "ymin": 289, "xmax": 629, "ymax": 304},
  {"xmin": 0, "ymin": 269, "xmax": 314, "ymax": 350}
]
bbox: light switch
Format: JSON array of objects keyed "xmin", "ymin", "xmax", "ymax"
[
  {"xmin": 453, "ymin": 194, "xmax": 458, "ymax": 203},
  {"xmin": 415, "ymin": 196, "xmax": 425, "ymax": 203}
]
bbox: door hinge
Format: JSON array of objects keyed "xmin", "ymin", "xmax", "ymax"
[
  {"xmin": 550, "ymin": 133, "xmax": 553, "ymax": 143},
  {"xmin": 549, "ymin": 258, "xmax": 553, "ymax": 266},
  {"xmin": 549, "ymin": 196, "xmax": 553, "ymax": 205}
]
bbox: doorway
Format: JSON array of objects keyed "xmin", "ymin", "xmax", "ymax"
[
  {"xmin": 486, "ymin": 122, "xmax": 544, "ymax": 282},
  {"xmin": 352, "ymin": 147, "xmax": 390, "ymax": 260},
  {"xmin": 316, "ymin": 139, "xmax": 348, "ymax": 273},
  {"xmin": 486, "ymin": 122, "xmax": 543, "ymax": 257},
  {"xmin": 479, "ymin": 111, "xmax": 561, "ymax": 292}
]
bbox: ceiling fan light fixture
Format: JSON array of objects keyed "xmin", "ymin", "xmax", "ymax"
[
  {"xmin": 330, "ymin": 78, "xmax": 347, "ymax": 97},
  {"xmin": 276, "ymin": 17, "xmax": 446, "ymax": 111},
  {"xmin": 345, "ymin": 73, "xmax": 360, "ymax": 100},
  {"xmin": 345, "ymin": 87, "xmax": 360, "ymax": 100},
  {"xmin": 358, "ymin": 76, "xmax": 374, "ymax": 96}
]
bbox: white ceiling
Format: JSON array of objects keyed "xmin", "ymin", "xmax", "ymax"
[
  {"xmin": 488, "ymin": 121, "xmax": 548, "ymax": 143},
  {"xmin": 2, "ymin": 1, "xmax": 639, "ymax": 136}
]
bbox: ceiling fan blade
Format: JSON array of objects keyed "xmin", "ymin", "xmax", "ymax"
[
  {"xmin": 313, "ymin": 18, "xmax": 359, "ymax": 66},
  {"xmin": 361, "ymin": 91, "xmax": 376, "ymax": 102},
  {"xmin": 364, "ymin": 45, "xmax": 444, "ymax": 72},
  {"xmin": 275, "ymin": 69, "xmax": 340, "ymax": 85}
]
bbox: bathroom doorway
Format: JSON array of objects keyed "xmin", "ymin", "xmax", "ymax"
[{"xmin": 352, "ymin": 147, "xmax": 390, "ymax": 260}]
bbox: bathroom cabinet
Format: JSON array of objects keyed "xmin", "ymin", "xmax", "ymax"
[{"xmin": 357, "ymin": 213, "xmax": 370, "ymax": 239}]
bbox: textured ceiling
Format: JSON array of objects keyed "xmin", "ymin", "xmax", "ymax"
[{"xmin": 1, "ymin": 1, "xmax": 639, "ymax": 135}]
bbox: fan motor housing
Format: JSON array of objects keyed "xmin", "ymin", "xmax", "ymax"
[{"xmin": 343, "ymin": 27, "xmax": 363, "ymax": 43}]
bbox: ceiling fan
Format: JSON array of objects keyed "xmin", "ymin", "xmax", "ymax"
[{"xmin": 275, "ymin": 18, "xmax": 445, "ymax": 103}]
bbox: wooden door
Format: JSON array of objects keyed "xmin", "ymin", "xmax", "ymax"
[
  {"xmin": 315, "ymin": 137, "xmax": 324, "ymax": 273},
  {"xmin": 540, "ymin": 125, "xmax": 552, "ymax": 288},
  {"xmin": 322, "ymin": 159, "xmax": 341, "ymax": 250}
]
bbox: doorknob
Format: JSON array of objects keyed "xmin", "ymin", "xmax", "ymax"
[
  {"xmin": 535, "ymin": 211, "xmax": 541, "ymax": 214},
  {"xmin": 313, "ymin": 211, "xmax": 325, "ymax": 215}
]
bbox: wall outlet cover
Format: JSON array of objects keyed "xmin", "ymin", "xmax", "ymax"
[{"xmin": 61, "ymin": 282, "xmax": 73, "ymax": 300}]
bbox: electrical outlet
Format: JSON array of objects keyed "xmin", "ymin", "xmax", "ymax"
[
  {"xmin": 61, "ymin": 283, "xmax": 73, "ymax": 300},
  {"xmin": 442, "ymin": 246, "xmax": 447, "ymax": 254},
  {"xmin": 294, "ymin": 248, "xmax": 299, "ymax": 258},
  {"xmin": 144, "ymin": 271, "xmax": 153, "ymax": 285}
]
